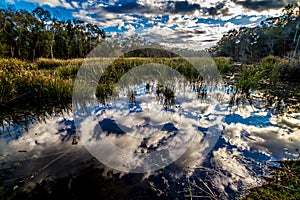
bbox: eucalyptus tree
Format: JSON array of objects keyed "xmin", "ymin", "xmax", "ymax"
[{"xmin": 0, "ymin": 6, "xmax": 106, "ymax": 59}]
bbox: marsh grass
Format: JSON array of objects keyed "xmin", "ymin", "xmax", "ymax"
[
  {"xmin": 1, "ymin": 56, "xmax": 300, "ymax": 123},
  {"xmin": 0, "ymin": 59, "xmax": 74, "ymax": 125},
  {"xmin": 36, "ymin": 58, "xmax": 83, "ymax": 70},
  {"xmin": 155, "ymin": 84, "xmax": 176, "ymax": 109}
]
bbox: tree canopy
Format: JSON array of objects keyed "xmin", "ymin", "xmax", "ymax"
[
  {"xmin": 0, "ymin": 7, "xmax": 105, "ymax": 60},
  {"xmin": 211, "ymin": 3, "xmax": 300, "ymax": 63}
]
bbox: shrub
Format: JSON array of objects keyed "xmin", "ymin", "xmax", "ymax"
[
  {"xmin": 261, "ymin": 55, "xmax": 281, "ymax": 70},
  {"xmin": 214, "ymin": 57, "xmax": 233, "ymax": 75},
  {"xmin": 261, "ymin": 56, "xmax": 281, "ymax": 85},
  {"xmin": 243, "ymin": 160, "xmax": 300, "ymax": 200},
  {"xmin": 278, "ymin": 61, "xmax": 300, "ymax": 83}
]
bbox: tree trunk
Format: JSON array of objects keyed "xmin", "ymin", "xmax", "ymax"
[
  {"xmin": 10, "ymin": 46, "xmax": 14, "ymax": 58},
  {"xmin": 50, "ymin": 44, "xmax": 53, "ymax": 59},
  {"xmin": 32, "ymin": 48, "xmax": 36, "ymax": 61}
]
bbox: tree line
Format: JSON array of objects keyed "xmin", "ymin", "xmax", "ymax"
[
  {"xmin": 0, "ymin": 6, "xmax": 105, "ymax": 60},
  {"xmin": 211, "ymin": 3, "xmax": 300, "ymax": 63}
]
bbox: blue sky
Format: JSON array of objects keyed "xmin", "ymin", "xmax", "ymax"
[{"xmin": 1, "ymin": 0, "xmax": 295, "ymax": 49}]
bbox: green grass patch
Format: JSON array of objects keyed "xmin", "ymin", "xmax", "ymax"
[{"xmin": 243, "ymin": 159, "xmax": 300, "ymax": 200}]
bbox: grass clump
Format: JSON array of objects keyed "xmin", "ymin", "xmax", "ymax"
[
  {"xmin": 214, "ymin": 57, "xmax": 233, "ymax": 75},
  {"xmin": 235, "ymin": 65, "xmax": 263, "ymax": 97}
]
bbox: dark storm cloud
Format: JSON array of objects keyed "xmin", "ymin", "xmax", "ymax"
[
  {"xmin": 205, "ymin": 2, "xmax": 226, "ymax": 15},
  {"xmin": 171, "ymin": 1, "xmax": 201, "ymax": 14},
  {"xmin": 101, "ymin": 2, "xmax": 149, "ymax": 14},
  {"xmin": 174, "ymin": 28, "xmax": 207, "ymax": 37},
  {"xmin": 99, "ymin": 1, "xmax": 201, "ymax": 15},
  {"xmin": 200, "ymin": 2, "xmax": 231, "ymax": 16},
  {"xmin": 234, "ymin": 0, "xmax": 286, "ymax": 11}
]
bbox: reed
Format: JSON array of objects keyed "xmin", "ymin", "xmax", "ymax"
[{"xmin": 0, "ymin": 59, "xmax": 74, "ymax": 116}]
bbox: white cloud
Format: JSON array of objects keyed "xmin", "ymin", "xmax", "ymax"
[
  {"xmin": 224, "ymin": 22, "xmax": 238, "ymax": 30},
  {"xmin": 118, "ymin": 21, "xmax": 125, "ymax": 30},
  {"xmin": 71, "ymin": 1, "xmax": 80, "ymax": 9},
  {"xmin": 21, "ymin": 0, "xmax": 285, "ymax": 49},
  {"xmin": 139, "ymin": 20, "xmax": 244, "ymax": 50},
  {"xmin": 124, "ymin": 24, "xmax": 136, "ymax": 36},
  {"xmin": 25, "ymin": 0, "xmax": 73, "ymax": 9},
  {"xmin": 1, "ymin": 80, "xmax": 300, "ymax": 196},
  {"xmin": 249, "ymin": 16, "xmax": 261, "ymax": 22},
  {"xmin": 72, "ymin": 10, "xmax": 98, "ymax": 24}
]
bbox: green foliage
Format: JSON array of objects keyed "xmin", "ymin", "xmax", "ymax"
[
  {"xmin": 214, "ymin": 57, "xmax": 233, "ymax": 74},
  {"xmin": 0, "ymin": 7, "xmax": 105, "ymax": 60},
  {"xmin": 156, "ymin": 84, "xmax": 176, "ymax": 109},
  {"xmin": 36, "ymin": 58, "xmax": 66, "ymax": 69},
  {"xmin": 236, "ymin": 66, "xmax": 263, "ymax": 96},
  {"xmin": 36, "ymin": 58, "xmax": 83, "ymax": 70},
  {"xmin": 260, "ymin": 56, "xmax": 281, "ymax": 85},
  {"xmin": 0, "ymin": 58, "xmax": 35, "ymax": 71},
  {"xmin": 260, "ymin": 56, "xmax": 300, "ymax": 84},
  {"xmin": 55, "ymin": 64, "xmax": 80, "ymax": 79},
  {"xmin": 213, "ymin": 3, "xmax": 300, "ymax": 62},
  {"xmin": 243, "ymin": 160, "xmax": 300, "ymax": 200},
  {"xmin": 96, "ymin": 83, "xmax": 114, "ymax": 104},
  {"xmin": 279, "ymin": 61, "xmax": 300, "ymax": 83},
  {"xmin": 0, "ymin": 58, "xmax": 73, "ymax": 107},
  {"xmin": 261, "ymin": 56, "xmax": 281, "ymax": 69}
]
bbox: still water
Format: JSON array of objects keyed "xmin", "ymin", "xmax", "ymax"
[{"xmin": 1, "ymin": 81, "xmax": 299, "ymax": 199}]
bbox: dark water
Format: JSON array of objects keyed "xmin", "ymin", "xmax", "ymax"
[{"xmin": 1, "ymin": 82, "xmax": 299, "ymax": 200}]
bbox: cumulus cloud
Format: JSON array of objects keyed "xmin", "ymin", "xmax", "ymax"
[
  {"xmin": 8, "ymin": 0, "xmax": 289, "ymax": 49},
  {"xmin": 1, "ymin": 80, "xmax": 300, "ymax": 196},
  {"xmin": 140, "ymin": 20, "xmax": 243, "ymax": 49},
  {"xmin": 68, "ymin": 0, "xmax": 286, "ymax": 49},
  {"xmin": 24, "ymin": 0, "xmax": 73, "ymax": 9},
  {"xmin": 124, "ymin": 24, "xmax": 136, "ymax": 36}
]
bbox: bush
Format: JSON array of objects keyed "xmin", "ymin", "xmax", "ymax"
[
  {"xmin": 55, "ymin": 64, "xmax": 80, "ymax": 79},
  {"xmin": 273, "ymin": 58, "xmax": 300, "ymax": 83},
  {"xmin": 261, "ymin": 55, "xmax": 281, "ymax": 69},
  {"xmin": 243, "ymin": 160, "xmax": 300, "ymax": 200},
  {"xmin": 261, "ymin": 56, "xmax": 282, "ymax": 85},
  {"xmin": 214, "ymin": 57, "xmax": 233, "ymax": 75}
]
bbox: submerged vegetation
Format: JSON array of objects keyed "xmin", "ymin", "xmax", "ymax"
[
  {"xmin": 243, "ymin": 159, "xmax": 300, "ymax": 200},
  {"xmin": 1, "ymin": 56, "xmax": 300, "ymax": 112}
]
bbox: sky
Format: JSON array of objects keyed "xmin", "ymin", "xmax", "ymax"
[{"xmin": 1, "ymin": 0, "xmax": 297, "ymax": 49}]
